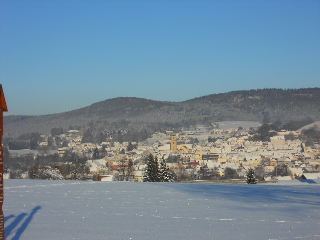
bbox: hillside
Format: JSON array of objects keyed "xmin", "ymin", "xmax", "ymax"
[
  {"xmin": 297, "ymin": 121, "xmax": 320, "ymax": 133},
  {"xmin": 4, "ymin": 88, "xmax": 320, "ymax": 138}
]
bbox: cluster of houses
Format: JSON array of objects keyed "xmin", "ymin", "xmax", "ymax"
[{"xmin": 53, "ymin": 126, "xmax": 320, "ymax": 182}]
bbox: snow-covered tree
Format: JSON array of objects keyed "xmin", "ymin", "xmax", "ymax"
[
  {"xmin": 70, "ymin": 162, "xmax": 90, "ymax": 180},
  {"xmin": 246, "ymin": 168, "xmax": 257, "ymax": 184},
  {"xmin": 143, "ymin": 154, "xmax": 159, "ymax": 182},
  {"xmin": 159, "ymin": 158, "xmax": 172, "ymax": 182},
  {"xmin": 29, "ymin": 165, "xmax": 64, "ymax": 180}
]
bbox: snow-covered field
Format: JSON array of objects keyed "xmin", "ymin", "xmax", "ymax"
[{"xmin": 3, "ymin": 180, "xmax": 320, "ymax": 240}]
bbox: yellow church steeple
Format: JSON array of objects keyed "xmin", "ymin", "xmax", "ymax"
[{"xmin": 170, "ymin": 130, "xmax": 177, "ymax": 151}]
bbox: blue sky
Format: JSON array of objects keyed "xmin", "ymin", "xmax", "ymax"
[{"xmin": 1, "ymin": 0, "xmax": 319, "ymax": 116}]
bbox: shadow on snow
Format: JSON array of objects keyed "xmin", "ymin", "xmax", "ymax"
[
  {"xmin": 164, "ymin": 183, "xmax": 320, "ymax": 206},
  {"xmin": 5, "ymin": 206, "xmax": 41, "ymax": 240}
]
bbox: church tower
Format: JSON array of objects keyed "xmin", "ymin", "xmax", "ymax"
[{"xmin": 170, "ymin": 131, "xmax": 177, "ymax": 151}]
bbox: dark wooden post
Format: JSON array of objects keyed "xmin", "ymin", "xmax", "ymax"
[{"xmin": 0, "ymin": 84, "xmax": 8, "ymax": 240}]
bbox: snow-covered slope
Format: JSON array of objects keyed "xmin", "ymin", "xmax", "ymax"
[{"xmin": 3, "ymin": 180, "xmax": 320, "ymax": 240}]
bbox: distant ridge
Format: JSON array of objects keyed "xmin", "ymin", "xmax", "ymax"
[{"xmin": 4, "ymin": 88, "xmax": 320, "ymax": 138}]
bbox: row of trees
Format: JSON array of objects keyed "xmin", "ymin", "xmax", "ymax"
[
  {"xmin": 300, "ymin": 126, "xmax": 320, "ymax": 147},
  {"xmin": 143, "ymin": 154, "xmax": 257, "ymax": 184},
  {"xmin": 8, "ymin": 132, "xmax": 42, "ymax": 150},
  {"xmin": 81, "ymin": 127, "xmax": 152, "ymax": 144},
  {"xmin": 4, "ymin": 148, "xmax": 90, "ymax": 180},
  {"xmin": 143, "ymin": 154, "xmax": 173, "ymax": 182},
  {"xmin": 249, "ymin": 118, "xmax": 319, "ymax": 148},
  {"xmin": 29, "ymin": 162, "xmax": 90, "ymax": 180}
]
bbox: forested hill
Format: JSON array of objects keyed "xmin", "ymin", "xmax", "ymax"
[{"xmin": 4, "ymin": 88, "xmax": 320, "ymax": 138}]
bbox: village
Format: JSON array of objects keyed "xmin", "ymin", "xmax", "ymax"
[{"xmin": 14, "ymin": 121, "xmax": 317, "ymax": 183}]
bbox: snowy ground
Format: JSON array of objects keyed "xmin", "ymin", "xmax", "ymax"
[{"xmin": 3, "ymin": 180, "xmax": 320, "ymax": 240}]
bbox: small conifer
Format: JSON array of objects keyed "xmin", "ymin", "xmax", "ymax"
[{"xmin": 246, "ymin": 168, "xmax": 257, "ymax": 184}]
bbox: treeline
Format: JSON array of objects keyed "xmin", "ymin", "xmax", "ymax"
[
  {"xmin": 5, "ymin": 133, "xmax": 65, "ymax": 151},
  {"xmin": 29, "ymin": 162, "xmax": 89, "ymax": 180},
  {"xmin": 300, "ymin": 126, "xmax": 320, "ymax": 146},
  {"xmin": 250, "ymin": 117, "xmax": 315, "ymax": 142},
  {"xmin": 81, "ymin": 128, "xmax": 151, "ymax": 144},
  {"xmin": 4, "ymin": 149, "xmax": 89, "ymax": 180},
  {"xmin": 281, "ymin": 117, "xmax": 314, "ymax": 131},
  {"xmin": 7, "ymin": 132, "xmax": 42, "ymax": 150},
  {"xmin": 194, "ymin": 88, "xmax": 320, "ymax": 105},
  {"xmin": 4, "ymin": 121, "xmax": 185, "ymax": 152},
  {"xmin": 81, "ymin": 121, "xmax": 184, "ymax": 144}
]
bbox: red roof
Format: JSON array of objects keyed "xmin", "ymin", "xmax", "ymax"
[
  {"xmin": 112, "ymin": 164, "xmax": 130, "ymax": 170},
  {"xmin": 190, "ymin": 162, "xmax": 200, "ymax": 166}
]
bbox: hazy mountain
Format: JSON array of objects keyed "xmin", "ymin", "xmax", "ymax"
[{"xmin": 4, "ymin": 88, "xmax": 320, "ymax": 138}]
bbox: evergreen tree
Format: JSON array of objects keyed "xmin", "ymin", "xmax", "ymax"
[
  {"xmin": 159, "ymin": 158, "xmax": 172, "ymax": 182},
  {"xmin": 246, "ymin": 168, "xmax": 257, "ymax": 184},
  {"xmin": 153, "ymin": 156, "xmax": 159, "ymax": 181},
  {"xmin": 143, "ymin": 154, "xmax": 159, "ymax": 182},
  {"xmin": 127, "ymin": 142, "xmax": 136, "ymax": 151},
  {"xmin": 92, "ymin": 147, "xmax": 100, "ymax": 159}
]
